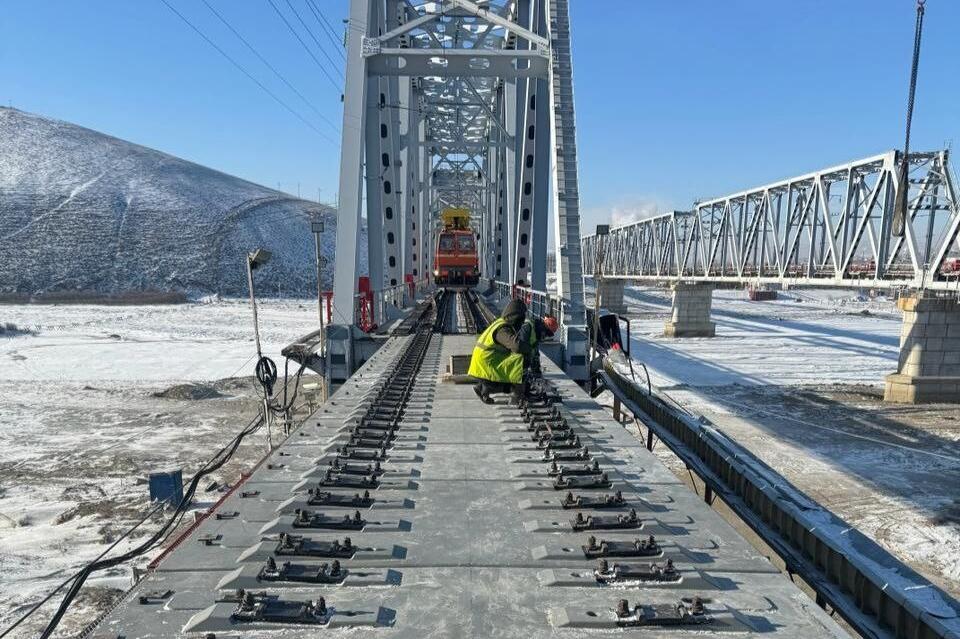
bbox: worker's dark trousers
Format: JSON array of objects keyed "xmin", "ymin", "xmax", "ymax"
[{"xmin": 475, "ymin": 379, "xmax": 526, "ymax": 401}]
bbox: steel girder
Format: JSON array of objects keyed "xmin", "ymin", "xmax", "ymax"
[
  {"xmin": 333, "ymin": 0, "xmax": 588, "ymax": 335},
  {"xmin": 331, "ymin": 0, "xmax": 372, "ymax": 326},
  {"xmin": 547, "ymin": 0, "xmax": 585, "ymax": 326},
  {"xmin": 583, "ymin": 150, "xmax": 960, "ymax": 291}
]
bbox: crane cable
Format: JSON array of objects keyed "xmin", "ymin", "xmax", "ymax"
[{"xmin": 892, "ymin": 0, "xmax": 926, "ymax": 238}]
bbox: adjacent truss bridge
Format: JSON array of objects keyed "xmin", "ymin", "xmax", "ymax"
[{"xmin": 583, "ymin": 150, "xmax": 960, "ymax": 290}]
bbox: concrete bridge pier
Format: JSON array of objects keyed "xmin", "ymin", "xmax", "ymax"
[
  {"xmin": 595, "ymin": 278, "xmax": 628, "ymax": 314},
  {"xmin": 664, "ymin": 283, "xmax": 715, "ymax": 337},
  {"xmin": 885, "ymin": 294, "xmax": 960, "ymax": 403}
]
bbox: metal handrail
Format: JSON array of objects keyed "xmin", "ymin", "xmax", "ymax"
[
  {"xmin": 352, "ymin": 280, "xmax": 435, "ymax": 329},
  {"xmin": 494, "ymin": 280, "xmax": 559, "ymax": 322}
]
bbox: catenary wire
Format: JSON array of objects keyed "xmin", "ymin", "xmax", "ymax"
[
  {"xmin": 265, "ymin": 0, "xmax": 343, "ymax": 92},
  {"xmin": 304, "ymin": 0, "xmax": 346, "ymax": 60},
  {"xmin": 282, "ymin": 0, "xmax": 345, "ymax": 78},
  {"xmin": 157, "ymin": 0, "xmax": 337, "ymax": 144},
  {"xmin": 199, "ymin": 0, "xmax": 340, "ymax": 133}
]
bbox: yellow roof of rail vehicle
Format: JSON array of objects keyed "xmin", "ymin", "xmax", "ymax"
[{"xmin": 441, "ymin": 207, "xmax": 471, "ymax": 229}]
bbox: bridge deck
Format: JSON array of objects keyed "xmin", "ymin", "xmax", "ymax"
[{"xmin": 91, "ymin": 335, "xmax": 846, "ymax": 638}]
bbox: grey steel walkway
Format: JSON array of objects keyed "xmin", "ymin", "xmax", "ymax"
[{"xmin": 90, "ymin": 335, "xmax": 846, "ymax": 638}]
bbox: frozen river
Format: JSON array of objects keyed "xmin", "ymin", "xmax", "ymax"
[{"xmin": 0, "ymin": 299, "xmax": 320, "ymax": 637}]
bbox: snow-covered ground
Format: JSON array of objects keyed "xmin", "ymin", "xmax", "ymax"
[
  {"xmin": 621, "ymin": 286, "xmax": 901, "ymax": 388},
  {"xmin": 0, "ymin": 107, "xmax": 360, "ymax": 298},
  {"xmin": 603, "ymin": 285, "xmax": 960, "ymax": 599},
  {"xmin": 0, "ymin": 298, "xmax": 320, "ymax": 384},
  {"xmin": 0, "ymin": 300, "xmax": 321, "ymax": 637}
]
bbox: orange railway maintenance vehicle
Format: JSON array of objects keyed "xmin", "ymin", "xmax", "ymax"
[{"xmin": 433, "ymin": 208, "xmax": 479, "ymax": 286}]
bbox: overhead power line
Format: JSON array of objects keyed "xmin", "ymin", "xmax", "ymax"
[
  {"xmin": 199, "ymin": 0, "xmax": 340, "ymax": 134},
  {"xmin": 304, "ymin": 0, "xmax": 345, "ymax": 61},
  {"xmin": 265, "ymin": 0, "xmax": 343, "ymax": 92},
  {"xmin": 156, "ymin": 0, "xmax": 336, "ymax": 144},
  {"xmin": 282, "ymin": 0, "xmax": 345, "ymax": 75}
]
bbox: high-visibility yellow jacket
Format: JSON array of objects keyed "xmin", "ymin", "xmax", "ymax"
[{"xmin": 468, "ymin": 318, "xmax": 538, "ymax": 384}]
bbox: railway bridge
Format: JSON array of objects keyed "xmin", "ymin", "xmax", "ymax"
[
  {"xmin": 75, "ymin": 3, "xmax": 960, "ymax": 639},
  {"xmin": 328, "ymin": 0, "xmax": 588, "ymax": 383},
  {"xmin": 581, "ymin": 149, "xmax": 960, "ymax": 402}
]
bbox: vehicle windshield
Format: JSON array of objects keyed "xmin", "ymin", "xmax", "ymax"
[
  {"xmin": 457, "ymin": 235, "xmax": 475, "ymax": 252},
  {"xmin": 438, "ymin": 234, "xmax": 455, "ymax": 251}
]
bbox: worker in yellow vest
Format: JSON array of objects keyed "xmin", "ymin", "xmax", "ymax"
[{"xmin": 468, "ymin": 299, "xmax": 558, "ymax": 403}]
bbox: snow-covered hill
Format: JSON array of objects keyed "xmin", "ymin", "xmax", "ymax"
[{"xmin": 0, "ymin": 107, "xmax": 362, "ymax": 298}]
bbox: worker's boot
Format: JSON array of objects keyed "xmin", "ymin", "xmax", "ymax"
[{"xmin": 473, "ymin": 383, "xmax": 495, "ymax": 405}]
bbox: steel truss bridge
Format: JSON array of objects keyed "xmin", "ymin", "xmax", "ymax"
[
  {"xmin": 58, "ymin": 4, "xmax": 960, "ymax": 639},
  {"xmin": 331, "ymin": 0, "xmax": 586, "ymax": 343},
  {"xmin": 583, "ymin": 150, "xmax": 960, "ymax": 291}
]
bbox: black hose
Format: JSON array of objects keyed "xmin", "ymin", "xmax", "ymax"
[
  {"xmin": 38, "ymin": 414, "xmax": 263, "ymax": 638},
  {"xmin": 269, "ymin": 360, "xmax": 308, "ymax": 414},
  {"xmin": 255, "ymin": 356, "xmax": 278, "ymax": 396},
  {"xmin": 637, "ymin": 361, "xmax": 652, "ymax": 396}
]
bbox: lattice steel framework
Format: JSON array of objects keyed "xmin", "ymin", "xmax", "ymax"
[
  {"xmin": 332, "ymin": 0, "xmax": 586, "ymax": 335},
  {"xmin": 583, "ymin": 150, "xmax": 960, "ymax": 290}
]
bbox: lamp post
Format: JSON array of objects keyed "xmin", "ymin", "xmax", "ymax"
[
  {"xmin": 311, "ymin": 221, "xmax": 329, "ymax": 403},
  {"xmin": 246, "ymin": 248, "xmax": 274, "ymax": 449},
  {"xmin": 246, "ymin": 248, "xmax": 272, "ymax": 358},
  {"xmin": 592, "ymin": 225, "xmax": 610, "ymax": 363},
  {"xmin": 311, "ymin": 221, "xmax": 326, "ymax": 335}
]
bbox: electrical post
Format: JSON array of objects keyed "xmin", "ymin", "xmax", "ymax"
[
  {"xmin": 312, "ymin": 221, "xmax": 326, "ymax": 333},
  {"xmin": 591, "ymin": 225, "xmax": 610, "ymax": 371},
  {"xmin": 246, "ymin": 248, "xmax": 274, "ymax": 451},
  {"xmin": 312, "ymin": 220, "xmax": 328, "ymax": 402}
]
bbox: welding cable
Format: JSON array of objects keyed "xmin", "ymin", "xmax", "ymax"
[
  {"xmin": 36, "ymin": 413, "xmax": 264, "ymax": 638},
  {"xmin": 0, "ymin": 499, "xmax": 168, "ymax": 638},
  {"xmin": 269, "ymin": 360, "xmax": 308, "ymax": 414},
  {"xmin": 255, "ymin": 355, "xmax": 278, "ymax": 396},
  {"xmin": 39, "ymin": 416, "xmax": 261, "ymax": 637},
  {"xmin": 635, "ymin": 361, "xmax": 652, "ymax": 396},
  {"xmin": 589, "ymin": 375, "xmax": 606, "ymax": 398}
]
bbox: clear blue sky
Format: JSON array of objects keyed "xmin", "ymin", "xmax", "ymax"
[{"xmin": 2, "ymin": 1, "xmax": 958, "ymax": 232}]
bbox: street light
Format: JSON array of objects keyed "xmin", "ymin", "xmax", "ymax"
[
  {"xmin": 246, "ymin": 248, "xmax": 274, "ymax": 450},
  {"xmin": 592, "ymin": 225, "xmax": 610, "ymax": 359},
  {"xmin": 311, "ymin": 221, "xmax": 325, "ymax": 334},
  {"xmin": 310, "ymin": 221, "xmax": 330, "ymax": 403},
  {"xmin": 246, "ymin": 248, "xmax": 272, "ymax": 358}
]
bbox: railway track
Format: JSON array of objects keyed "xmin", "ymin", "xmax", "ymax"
[
  {"xmin": 436, "ymin": 288, "xmax": 492, "ymax": 335},
  {"xmin": 85, "ymin": 328, "xmax": 847, "ymax": 638}
]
